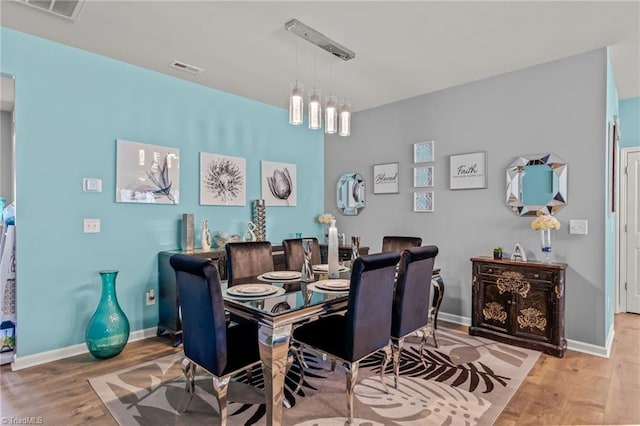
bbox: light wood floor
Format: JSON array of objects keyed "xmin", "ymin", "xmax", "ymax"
[{"xmin": 1, "ymin": 313, "xmax": 639, "ymax": 425}]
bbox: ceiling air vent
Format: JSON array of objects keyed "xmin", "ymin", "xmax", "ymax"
[
  {"xmin": 169, "ymin": 60, "xmax": 204, "ymax": 75},
  {"xmin": 17, "ymin": 0, "xmax": 86, "ymax": 21}
]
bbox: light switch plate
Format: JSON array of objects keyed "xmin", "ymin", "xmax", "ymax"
[
  {"xmin": 83, "ymin": 218, "xmax": 101, "ymax": 233},
  {"xmin": 83, "ymin": 178, "xmax": 102, "ymax": 192},
  {"xmin": 569, "ymin": 219, "xmax": 588, "ymax": 235}
]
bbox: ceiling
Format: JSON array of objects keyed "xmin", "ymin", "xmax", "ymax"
[{"xmin": 1, "ymin": 1, "xmax": 639, "ymax": 112}]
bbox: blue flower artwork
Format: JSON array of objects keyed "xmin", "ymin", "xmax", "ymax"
[
  {"xmin": 414, "ymin": 166, "xmax": 434, "ymax": 187},
  {"xmin": 414, "ymin": 191, "xmax": 434, "ymax": 212},
  {"xmin": 414, "ymin": 140, "xmax": 434, "ymax": 163}
]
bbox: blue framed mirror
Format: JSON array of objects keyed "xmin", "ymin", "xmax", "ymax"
[
  {"xmin": 506, "ymin": 153, "xmax": 567, "ymax": 216},
  {"xmin": 336, "ymin": 172, "xmax": 365, "ymax": 216}
]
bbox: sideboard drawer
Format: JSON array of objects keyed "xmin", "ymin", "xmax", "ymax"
[{"xmin": 478, "ymin": 263, "xmax": 554, "ymax": 282}]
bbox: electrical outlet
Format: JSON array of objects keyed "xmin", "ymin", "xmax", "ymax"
[
  {"xmin": 83, "ymin": 218, "xmax": 101, "ymax": 233},
  {"xmin": 569, "ymin": 219, "xmax": 588, "ymax": 235},
  {"xmin": 146, "ymin": 289, "xmax": 156, "ymax": 306}
]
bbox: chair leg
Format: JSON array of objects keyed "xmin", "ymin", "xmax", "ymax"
[
  {"xmin": 380, "ymin": 346, "xmax": 392, "ymax": 394},
  {"xmin": 180, "ymin": 358, "xmax": 196, "ymax": 412},
  {"xmin": 419, "ymin": 326, "xmax": 431, "ymax": 367},
  {"xmin": 344, "ymin": 361, "xmax": 359, "ymax": 425},
  {"xmin": 289, "ymin": 344, "xmax": 305, "ymax": 395},
  {"xmin": 212, "ymin": 376, "xmax": 231, "ymax": 426},
  {"xmin": 390, "ymin": 337, "xmax": 403, "ymax": 389}
]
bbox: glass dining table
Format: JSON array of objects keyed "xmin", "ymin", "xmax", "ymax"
[{"xmin": 222, "ymin": 271, "xmax": 351, "ymax": 426}]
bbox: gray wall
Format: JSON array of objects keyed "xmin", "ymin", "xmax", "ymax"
[
  {"xmin": 325, "ymin": 49, "xmax": 608, "ymax": 347},
  {"xmin": 1, "ymin": 111, "xmax": 13, "ymax": 203}
]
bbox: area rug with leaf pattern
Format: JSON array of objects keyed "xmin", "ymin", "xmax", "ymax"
[{"xmin": 89, "ymin": 327, "xmax": 540, "ymax": 425}]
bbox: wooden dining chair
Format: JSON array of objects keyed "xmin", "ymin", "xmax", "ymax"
[
  {"xmin": 389, "ymin": 245, "xmax": 439, "ymax": 388},
  {"xmin": 282, "ymin": 237, "xmax": 322, "ymax": 271},
  {"xmin": 170, "ymin": 254, "xmax": 262, "ymax": 426},
  {"xmin": 381, "ymin": 235, "xmax": 422, "ymax": 253},
  {"xmin": 225, "ymin": 241, "xmax": 274, "ymax": 287},
  {"xmin": 291, "ymin": 252, "xmax": 401, "ymax": 423}
]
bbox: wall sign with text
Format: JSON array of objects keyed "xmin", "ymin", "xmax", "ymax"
[
  {"xmin": 449, "ymin": 151, "xmax": 487, "ymax": 190},
  {"xmin": 373, "ymin": 162, "xmax": 399, "ymax": 194}
]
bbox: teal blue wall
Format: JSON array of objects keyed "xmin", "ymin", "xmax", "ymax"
[
  {"xmin": 1, "ymin": 28, "xmax": 324, "ymax": 357},
  {"xmin": 604, "ymin": 52, "xmax": 618, "ymax": 338},
  {"xmin": 620, "ymin": 97, "xmax": 640, "ymax": 148}
]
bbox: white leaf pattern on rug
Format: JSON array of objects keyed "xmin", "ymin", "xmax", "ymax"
[
  {"xmin": 355, "ymin": 376, "xmax": 490, "ymax": 426},
  {"xmin": 294, "ymin": 418, "xmax": 385, "ymax": 426}
]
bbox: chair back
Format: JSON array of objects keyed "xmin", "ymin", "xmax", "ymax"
[
  {"xmin": 381, "ymin": 236, "xmax": 422, "ymax": 253},
  {"xmin": 392, "ymin": 245, "xmax": 439, "ymax": 338},
  {"xmin": 282, "ymin": 238, "xmax": 322, "ymax": 271},
  {"xmin": 346, "ymin": 252, "xmax": 401, "ymax": 360},
  {"xmin": 225, "ymin": 241, "xmax": 274, "ymax": 286},
  {"xmin": 170, "ymin": 254, "xmax": 227, "ymax": 376}
]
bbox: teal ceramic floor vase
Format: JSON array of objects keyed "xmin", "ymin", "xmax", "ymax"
[{"xmin": 85, "ymin": 270, "xmax": 130, "ymax": 359}]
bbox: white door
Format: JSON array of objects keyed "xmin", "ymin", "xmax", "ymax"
[{"xmin": 626, "ymin": 150, "xmax": 640, "ymax": 313}]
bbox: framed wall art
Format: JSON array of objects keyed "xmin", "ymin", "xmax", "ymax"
[
  {"xmin": 414, "ymin": 191, "xmax": 434, "ymax": 212},
  {"xmin": 262, "ymin": 160, "xmax": 297, "ymax": 206},
  {"xmin": 373, "ymin": 162, "xmax": 399, "ymax": 194},
  {"xmin": 414, "ymin": 166, "xmax": 434, "ymax": 187},
  {"xmin": 449, "ymin": 151, "xmax": 487, "ymax": 190},
  {"xmin": 200, "ymin": 152, "xmax": 246, "ymax": 206},
  {"xmin": 116, "ymin": 139, "xmax": 180, "ymax": 204},
  {"xmin": 414, "ymin": 140, "xmax": 434, "ymax": 163}
]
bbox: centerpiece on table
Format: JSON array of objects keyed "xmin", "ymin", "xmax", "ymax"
[
  {"xmin": 317, "ymin": 213, "xmax": 335, "ymax": 243},
  {"xmin": 531, "ymin": 213, "xmax": 560, "ymax": 263}
]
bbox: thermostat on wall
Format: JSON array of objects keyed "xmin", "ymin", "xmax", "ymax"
[{"xmin": 83, "ymin": 178, "xmax": 102, "ymax": 192}]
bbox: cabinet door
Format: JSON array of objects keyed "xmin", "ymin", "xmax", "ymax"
[
  {"xmin": 477, "ymin": 279, "xmax": 511, "ymax": 335},
  {"xmin": 512, "ymin": 281, "xmax": 553, "ymax": 343}
]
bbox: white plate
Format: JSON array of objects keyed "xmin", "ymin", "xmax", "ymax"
[
  {"xmin": 307, "ymin": 282, "xmax": 349, "ymax": 295},
  {"xmin": 262, "ymin": 271, "xmax": 301, "ymax": 280},
  {"xmin": 225, "ymin": 286, "xmax": 286, "ymax": 301},
  {"xmin": 315, "ymin": 279, "xmax": 350, "ymax": 291},
  {"xmin": 312, "ymin": 264, "xmax": 350, "ymax": 273},
  {"xmin": 227, "ymin": 284, "xmax": 278, "ymax": 297}
]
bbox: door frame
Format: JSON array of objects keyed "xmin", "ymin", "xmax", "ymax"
[{"xmin": 618, "ymin": 146, "xmax": 640, "ymax": 313}]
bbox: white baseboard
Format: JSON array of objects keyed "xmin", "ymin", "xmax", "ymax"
[
  {"xmin": 11, "ymin": 327, "xmax": 158, "ymax": 371},
  {"xmin": 437, "ymin": 311, "xmax": 613, "ymax": 358},
  {"xmin": 438, "ymin": 312, "xmax": 472, "ymax": 327}
]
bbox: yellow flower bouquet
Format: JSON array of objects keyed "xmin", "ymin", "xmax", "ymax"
[
  {"xmin": 531, "ymin": 213, "xmax": 560, "ymax": 231},
  {"xmin": 317, "ymin": 213, "xmax": 335, "ymax": 224}
]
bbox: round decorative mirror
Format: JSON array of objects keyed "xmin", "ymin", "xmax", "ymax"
[
  {"xmin": 336, "ymin": 172, "xmax": 365, "ymax": 216},
  {"xmin": 506, "ymin": 153, "xmax": 567, "ymax": 216}
]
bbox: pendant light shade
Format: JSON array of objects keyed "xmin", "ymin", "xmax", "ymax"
[
  {"xmin": 325, "ymin": 96, "xmax": 338, "ymax": 134},
  {"xmin": 339, "ymin": 101, "xmax": 351, "ymax": 137},
  {"xmin": 308, "ymin": 88, "xmax": 322, "ymax": 130},
  {"xmin": 289, "ymin": 82, "xmax": 304, "ymax": 126}
]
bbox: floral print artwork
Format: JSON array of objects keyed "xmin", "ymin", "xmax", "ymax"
[{"xmin": 200, "ymin": 153, "xmax": 246, "ymax": 206}]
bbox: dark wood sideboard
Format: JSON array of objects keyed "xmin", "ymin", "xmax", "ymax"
[
  {"xmin": 470, "ymin": 257, "xmax": 567, "ymax": 357},
  {"xmin": 319, "ymin": 244, "xmax": 370, "ymax": 263},
  {"xmin": 157, "ymin": 245, "xmax": 285, "ymax": 345}
]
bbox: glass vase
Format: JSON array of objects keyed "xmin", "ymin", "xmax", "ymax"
[
  {"xmin": 85, "ymin": 270, "xmax": 130, "ymax": 359},
  {"xmin": 301, "ymin": 239, "xmax": 315, "ymax": 282},
  {"xmin": 540, "ymin": 229, "xmax": 552, "ymax": 263}
]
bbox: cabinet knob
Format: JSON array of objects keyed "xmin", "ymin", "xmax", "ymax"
[
  {"xmin": 534, "ymin": 273, "xmax": 540, "ymax": 278},
  {"xmin": 487, "ymin": 268, "xmax": 493, "ymax": 273},
  {"xmin": 506, "ymin": 300, "xmax": 512, "ymax": 305}
]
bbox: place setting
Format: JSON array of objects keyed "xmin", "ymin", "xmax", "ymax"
[
  {"xmin": 312, "ymin": 264, "xmax": 350, "ymax": 273},
  {"xmin": 306, "ymin": 278, "xmax": 350, "ymax": 294},
  {"xmin": 225, "ymin": 283, "xmax": 286, "ymax": 300},
  {"xmin": 257, "ymin": 270, "xmax": 302, "ymax": 283}
]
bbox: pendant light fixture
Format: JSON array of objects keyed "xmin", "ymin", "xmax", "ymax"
[
  {"xmin": 308, "ymin": 88, "xmax": 322, "ymax": 129},
  {"xmin": 284, "ymin": 19, "xmax": 356, "ymax": 135},
  {"xmin": 325, "ymin": 96, "xmax": 338, "ymax": 134},
  {"xmin": 289, "ymin": 81, "xmax": 304, "ymax": 126},
  {"xmin": 339, "ymin": 101, "xmax": 351, "ymax": 137}
]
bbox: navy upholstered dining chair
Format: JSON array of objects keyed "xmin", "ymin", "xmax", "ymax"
[
  {"xmin": 282, "ymin": 237, "xmax": 322, "ymax": 271},
  {"xmin": 225, "ymin": 241, "xmax": 274, "ymax": 286},
  {"xmin": 381, "ymin": 235, "xmax": 422, "ymax": 253},
  {"xmin": 170, "ymin": 254, "xmax": 262, "ymax": 425},
  {"xmin": 291, "ymin": 252, "xmax": 401, "ymax": 423},
  {"xmin": 389, "ymin": 245, "xmax": 439, "ymax": 388}
]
